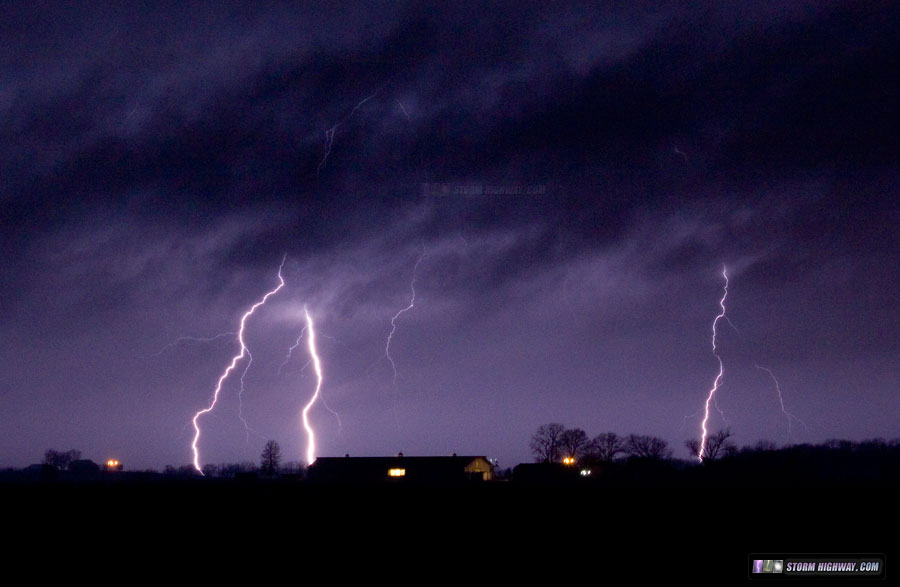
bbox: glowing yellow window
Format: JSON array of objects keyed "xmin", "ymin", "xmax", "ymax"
[{"xmin": 388, "ymin": 468, "xmax": 406, "ymax": 477}]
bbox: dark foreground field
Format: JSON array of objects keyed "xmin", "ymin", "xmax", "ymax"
[{"xmin": 4, "ymin": 478, "xmax": 892, "ymax": 582}]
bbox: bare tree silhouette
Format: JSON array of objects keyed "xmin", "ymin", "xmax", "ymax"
[
  {"xmin": 625, "ymin": 434, "xmax": 672, "ymax": 459},
  {"xmin": 686, "ymin": 428, "xmax": 737, "ymax": 461},
  {"xmin": 530, "ymin": 423, "xmax": 566, "ymax": 463},
  {"xmin": 558, "ymin": 428, "xmax": 590, "ymax": 462},
  {"xmin": 260, "ymin": 440, "xmax": 282, "ymax": 477},
  {"xmin": 589, "ymin": 432, "xmax": 627, "ymax": 462},
  {"xmin": 43, "ymin": 449, "xmax": 81, "ymax": 471}
]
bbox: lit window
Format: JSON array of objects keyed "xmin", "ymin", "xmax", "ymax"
[{"xmin": 388, "ymin": 468, "xmax": 406, "ymax": 477}]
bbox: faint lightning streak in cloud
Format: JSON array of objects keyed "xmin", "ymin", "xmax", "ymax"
[
  {"xmin": 396, "ymin": 99, "xmax": 411, "ymax": 123},
  {"xmin": 152, "ymin": 332, "xmax": 237, "ymax": 357},
  {"xmin": 317, "ymin": 90, "xmax": 381, "ymax": 174}
]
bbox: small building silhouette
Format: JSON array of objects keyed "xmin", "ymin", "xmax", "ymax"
[{"xmin": 308, "ymin": 455, "xmax": 494, "ymax": 485}]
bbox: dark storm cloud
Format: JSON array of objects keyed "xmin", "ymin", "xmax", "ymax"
[
  {"xmin": 6, "ymin": 2, "xmax": 896, "ymax": 253},
  {"xmin": 2, "ymin": 2, "xmax": 898, "ymax": 468}
]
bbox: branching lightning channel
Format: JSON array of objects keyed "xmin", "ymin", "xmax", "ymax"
[
  {"xmin": 317, "ymin": 90, "xmax": 381, "ymax": 175},
  {"xmin": 712, "ymin": 395, "xmax": 730, "ymax": 426},
  {"xmin": 278, "ymin": 325, "xmax": 307, "ymax": 376},
  {"xmin": 190, "ymin": 256, "xmax": 286, "ymax": 474},
  {"xmin": 385, "ymin": 250, "xmax": 426, "ymax": 386},
  {"xmin": 153, "ymin": 332, "xmax": 237, "ymax": 357},
  {"xmin": 755, "ymin": 364, "xmax": 808, "ymax": 443},
  {"xmin": 698, "ymin": 265, "xmax": 729, "ymax": 462},
  {"xmin": 236, "ymin": 349, "xmax": 259, "ymax": 445},
  {"xmin": 300, "ymin": 306, "xmax": 323, "ymax": 465}
]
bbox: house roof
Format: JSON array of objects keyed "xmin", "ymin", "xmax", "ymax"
[
  {"xmin": 307, "ymin": 455, "xmax": 493, "ymax": 483},
  {"xmin": 310, "ymin": 455, "xmax": 490, "ymax": 465}
]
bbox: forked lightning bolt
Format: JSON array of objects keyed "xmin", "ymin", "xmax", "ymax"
[
  {"xmin": 698, "ymin": 265, "xmax": 729, "ymax": 462},
  {"xmin": 300, "ymin": 307, "xmax": 323, "ymax": 465},
  {"xmin": 190, "ymin": 256, "xmax": 286, "ymax": 474}
]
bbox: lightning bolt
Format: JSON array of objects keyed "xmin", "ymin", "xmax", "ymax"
[
  {"xmin": 300, "ymin": 306, "xmax": 324, "ymax": 465},
  {"xmin": 317, "ymin": 90, "xmax": 381, "ymax": 175},
  {"xmin": 688, "ymin": 268, "xmax": 808, "ymax": 456},
  {"xmin": 698, "ymin": 265, "xmax": 729, "ymax": 462},
  {"xmin": 281, "ymin": 320, "xmax": 341, "ymax": 432},
  {"xmin": 385, "ymin": 249, "xmax": 426, "ymax": 386},
  {"xmin": 755, "ymin": 364, "xmax": 808, "ymax": 444},
  {"xmin": 190, "ymin": 256, "xmax": 286, "ymax": 474}
]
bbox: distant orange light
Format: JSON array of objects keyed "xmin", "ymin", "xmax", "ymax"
[
  {"xmin": 562, "ymin": 457, "xmax": 575, "ymax": 465},
  {"xmin": 388, "ymin": 468, "xmax": 406, "ymax": 477},
  {"xmin": 106, "ymin": 459, "xmax": 119, "ymax": 468}
]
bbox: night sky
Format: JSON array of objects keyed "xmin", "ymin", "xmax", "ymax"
[{"xmin": 2, "ymin": 2, "xmax": 898, "ymax": 471}]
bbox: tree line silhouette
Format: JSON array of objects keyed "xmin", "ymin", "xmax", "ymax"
[
  {"xmin": 527, "ymin": 423, "xmax": 900, "ymax": 487},
  {"xmin": 3, "ymin": 433, "xmax": 898, "ymax": 488},
  {"xmin": 529, "ymin": 423, "xmax": 677, "ymax": 463}
]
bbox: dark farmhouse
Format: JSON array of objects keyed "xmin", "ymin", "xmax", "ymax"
[{"xmin": 308, "ymin": 455, "xmax": 494, "ymax": 485}]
